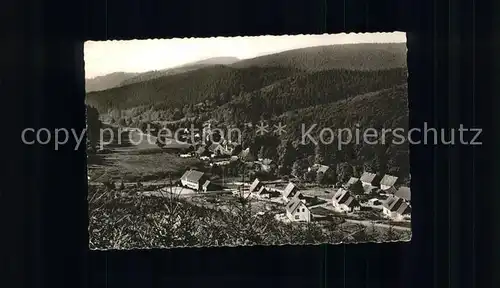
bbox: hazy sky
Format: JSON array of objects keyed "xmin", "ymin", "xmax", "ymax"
[{"xmin": 84, "ymin": 32, "xmax": 406, "ymax": 79}]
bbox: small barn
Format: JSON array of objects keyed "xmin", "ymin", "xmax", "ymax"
[{"xmin": 285, "ymin": 197, "xmax": 311, "ymax": 222}]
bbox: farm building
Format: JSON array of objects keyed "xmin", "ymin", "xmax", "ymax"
[
  {"xmin": 380, "ymin": 174, "xmax": 399, "ymax": 190},
  {"xmin": 360, "ymin": 172, "xmax": 382, "ymax": 190},
  {"xmin": 249, "ymin": 178, "xmax": 263, "ymax": 194},
  {"xmin": 332, "ymin": 188, "xmax": 361, "ymax": 213},
  {"xmin": 382, "ymin": 195, "xmax": 412, "ymax": 219},
  {"xmin": 180, "ymin": 170, "xmax": 207, "ymax": 191},
  {"xmin": 282, "ymin": 182, "xmax": 299, "ymax": 200},
  {"xmin": 285, "ymin": 197, "xmax": 311, "ymax": 222}
]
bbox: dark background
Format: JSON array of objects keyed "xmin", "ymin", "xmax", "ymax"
[{"xmin": 1, "ymin": 0, "xmax": 496, "ymax": 287}]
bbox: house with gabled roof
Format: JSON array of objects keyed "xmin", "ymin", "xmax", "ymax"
[
  {"xmin": 382, "ymin": 195, "xmax": 412, "ymax": 219},
  {"xmin": 360, "ymin": 172, "xmax": 381, "ymax": 187},
  {"xmin": 285, "ymin": 197, "xmax": 311, "ymax": 222},
  {"xmin": 249, "ymin": 178, "xmax": 263, "ymax": 194},
  {"xmin": 380, "ymin": 174, "xmax": 399, "ymax": 191},
  {"xmin": 180, "ymin": 169, "xmax": 206, "ymax": 191},
  {"xmin": 394, "ymin": 186, "xmax": 411, "ymax": 202},
  {"xmin": 282, "ymin": 182, "xmax": 299, "ymax": 200},
  {"xmin": 332, "ymin": 188, "xmax": 361, "ymax": 213}
]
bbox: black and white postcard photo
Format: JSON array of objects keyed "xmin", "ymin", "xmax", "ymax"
[{"xmin": 85, "ymin": 32, "xmax": 411, "ymax": 250}]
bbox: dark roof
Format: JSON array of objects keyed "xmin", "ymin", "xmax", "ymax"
[
  {"xmin": 394, "ymin": 186, "xmax": 411, "ymax": 201},
  {"xmin": 181, "ymin": 170, "xmax": 205, "ymax": 183},
  {"xmin": 380, "ymin": 174, "xmax": 399, "ymax": 187},
  {"xmin": 283, "ymin": 182, "xmax": 298, "ymax": 198},
  {"xmin": 333, "ymin": 189, "xmax": 360, "ymax": 208},
  {"xmin": 383, "ymin": 196, "xmax": 411, "ymax": 215},
  {"xmin": 360, "ymin": 172, "xmax": 377, "ymax": 184},
  {"xmin": 386, "ymin": 186, "xmax": 398, "ymax": 195},
  {"xmin": 249, "ymin": 178, "xmax": 262, "ymax": 193},
  {"xmin": 285, "ymin": 197, "xmax": 307, "ymax": 214}
]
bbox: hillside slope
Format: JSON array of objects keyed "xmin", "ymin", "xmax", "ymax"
[
  {"xmin": 85, "ymin": 72, "xmax": 140, "ymax": 92},
  {"xmin": 211, "ymin": 68, "xmax": 407, "ymax": 123},
  {"xmin": 120, "ymin": 57, "xmax": 241, "ymax": 86},
  {"xmin": 86, "ymin": 65, "xmax": 302, "ymax": 113},
  {"xmin": 232, "ymin": 43, "xmax": 407, "ymax": 71}
]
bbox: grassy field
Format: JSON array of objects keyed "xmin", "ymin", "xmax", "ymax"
[{"xmin": 89, "ymin": 152, "xmax": 202, "ymax": 182}]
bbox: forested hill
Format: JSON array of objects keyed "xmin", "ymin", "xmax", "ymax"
[
  {"xmin": 243, "ymin": 84, "xmax": 410, "ymax": 182},
  {"xmin": 211, "ymin": 68, "xmax": 407, "ymax": 123},
  {"xmin": 119, "ymin": 57, "xmax": 241, "ymax": 86},
  {"xmin": 86, "ymin": 65, "xmax": 302, "ymax": 113},
  {"xmin": 231, "ymin": 43, "xmax": 407, "ymax": 71},
  {"xmin": 85, "ymin": 72, "xmax": 140, "ymax": 92}
]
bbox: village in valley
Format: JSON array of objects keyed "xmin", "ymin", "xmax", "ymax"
[
  {"xmin": 90, "ymin": 118, "xmax": 411, "ymax": 240},
  {"xmin": 166, "ymin": 124, "xmax": 411, "ymax": 230},
  {"xmin": 85, "ymin": 34, "xmax": 410, "ymax": 249}
]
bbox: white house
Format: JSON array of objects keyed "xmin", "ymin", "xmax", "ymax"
[
  {"xmin": 382, "ymin": 195, "xmax": 411, "ymax": 220},
  {"xmin": 282, "ymin": 182, "xmax": 299, "ymax": 201},
  {"xmin": 285, "ymin": 197, "xmax": 311, "ymax": 222},
  {"xmin": 379, "ymin": 174, "xmax": 399, "ymax": 191},
  {"xmin": 180, "ymin": 170, "xmax": 206, "ymax": 191},
  {"xmin": 332, "ymin": 188, "xmax": 361, "ymax": 213}
]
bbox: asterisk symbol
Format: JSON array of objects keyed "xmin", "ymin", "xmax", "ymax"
[
  {"xmin": 273, "ymin": 122, "xmax": 287, "ymax": 136},
  {"xmin": 255, "ymin": 121, "xmax": 269, "ymax": 135}
]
